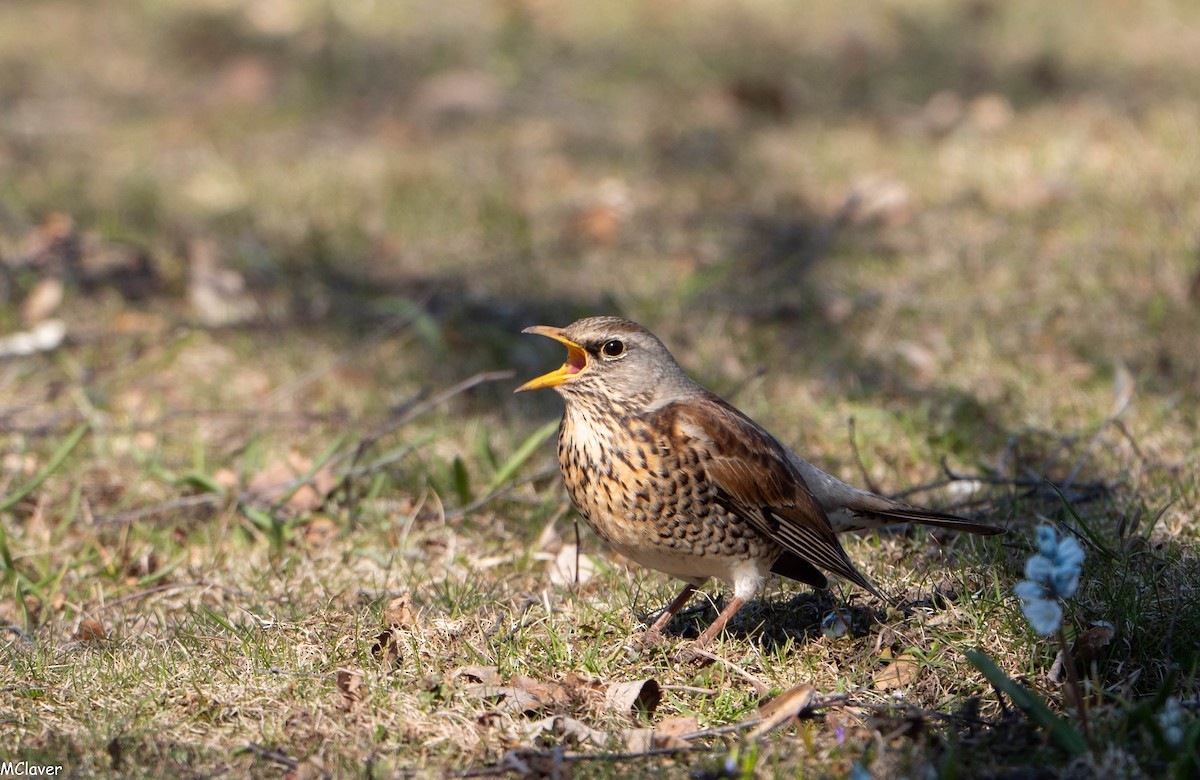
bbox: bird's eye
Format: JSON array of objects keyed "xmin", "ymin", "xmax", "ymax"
[{"xmin": 601, "ymin": 339, "xmax": 626, "ymax": 358}]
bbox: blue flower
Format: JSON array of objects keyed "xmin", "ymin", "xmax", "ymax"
[
  {"xmin": 1014, "ymin": 525, "xmax": 1085, "ymax": 636},
  {"xmin": 1159, "ymin": 697, "xmax": 1184, "ymax": 748}
]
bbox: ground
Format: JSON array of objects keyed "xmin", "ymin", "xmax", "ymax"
[{"xmin": 1, "ymin": 0, "xmax": 1198, "ymax": 777}]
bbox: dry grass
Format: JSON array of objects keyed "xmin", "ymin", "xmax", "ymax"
[{"xmin": 2, "ymin": 0, "xmax": 1199, "ymax": 777}]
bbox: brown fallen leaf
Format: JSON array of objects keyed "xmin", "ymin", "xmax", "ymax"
[
  {"xmin": 620, "ymin": 728, "xmax": 656, "ymax": 753},
  {"xmin": 657, "ymin": 716, "xmax": 699, "ymax": 740},
  {"xmin": 466, "ymin": 685, "xmax": 547, "ymax": 716},
  {"xmin": 303, "ymin": 516, "xmax": 339, "ymax": 547},
  {"xmin": 457, "ymin": 665, "xmax": 500, "ymax": 685},
  {"xmin": 335, "ymin": 668, "xmax": 364, "ymax": 710},
  {"xmin": 245, "ymin": 450, "xmax": 340, "ymax": 514},
  {"xmin": 619, "ymin": 715, "xmax": 696, "ymax": 748},
  {"xmin": 873, "ymin": 649, "xmax": 919, "ymax": 691},
  {"xmin": 525, "ymin": 716, "xmax": 607, "ymax": 747},
  {"xmin": 75, "ymin": 618, "xmax": 107, "ymax": 643},
  {"xmin": 1051, "ymin": 621, "xmax": 1117, "ymax": 684},
  {"xmin": 535, "ymin": 514, "xmax": 563, "ymax": 555},
  {"xmin": 382, "ymin": 595, "xmax": 413, "ymax": 630},
  {"xmin": 604, "ymin": 678, "xmax": 661, "ymax": 717},
  {"xmin": 513, "ymin": 675, "xmax": 575, "ymax": 710},
  {"xmin": 21, "ymin": 277, "xmax": 63, "ymax": 325},
  {"xmin": 1075, "ymin": 621, "xmax": 1116, "ymax": 667},
  {"xmin": 187, "ymin": 237, "xmax": 259, "ymax": 326},
  {"xmin": 747, "ymin": 684, "xmax": 815, "ymax": 739},
  {"xmin": 12, "ymin": 211, "xmax": 80, "ymax": 273}
]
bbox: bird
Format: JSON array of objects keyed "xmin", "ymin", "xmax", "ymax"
[{"xmin": 515, "ymin": 316, "xmax": 1002, "ymax": 652}]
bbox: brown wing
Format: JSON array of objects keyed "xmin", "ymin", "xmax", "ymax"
[{"xmin": 662, "ymin": 394, "xmax": 888, "ymax": 601}]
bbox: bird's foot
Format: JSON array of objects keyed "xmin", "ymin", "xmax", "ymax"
[
  {"xmin": 670, "ymin": 645, "xmax": 715, "ymax": 667},
  {"xmin": 619, "ymin": 629, "xmax": 666, "ymax": 658},
  {"xmin": 634, "ymin": 628, "xmax": 665, "ymax": 650}
]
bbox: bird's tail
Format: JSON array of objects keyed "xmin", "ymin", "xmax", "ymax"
[{"xmin": 841, "ymin": 503, "xmax": 1004, "ymax": 535}]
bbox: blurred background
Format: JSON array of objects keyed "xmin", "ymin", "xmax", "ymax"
[
  {"xmin": 2, "ymin": 0, "xmax": 1198, "ymax": 520},
  {"xmin": 2, "ymin": 2, "xmax": 1199, "ymax": 773}
]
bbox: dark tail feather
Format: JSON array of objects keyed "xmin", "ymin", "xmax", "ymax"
[
  {"xmin": 858, "ymin": 505, "xmax": 1004, "ymax": 535},
  {"xmin": 770, "ymin": 552, "xmax": 828, "ymax": 590}
]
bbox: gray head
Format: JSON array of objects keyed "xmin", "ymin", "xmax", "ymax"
[{"xmin": 515, "ymin": 316, "xmax": 698, "ymax": 405}]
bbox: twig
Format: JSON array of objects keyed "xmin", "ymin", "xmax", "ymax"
[
  {"xmin": 444, "ymin": 465, "xmax": 559, "ymax": 520},
  {"xmin": 847, "ymin": 417, "xmax": 881, "ymax": 495},
  {"xmin": 243, "ymin": 743, "xmax": 298, "ymax": 770},
  {"xmin": 91, "ymin": 494, "xmax": 224, "ymax": 526},
  {"xmin": 686, "ymin": 648, "xmax": 770, "ymax": 696},
  {"xmin": 659, "ymin": 685, "xmax": 720, "ymax": 695},
  {"xmin": 95, "ymin": 580, "xmax": 258, "ymax": 612},
  {"xmin": 91, "ymin": 371, "xmax": 516, "ymax": 526}
]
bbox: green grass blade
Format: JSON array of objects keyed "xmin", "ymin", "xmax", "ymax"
[
  {"xmin": 0, "ymin": 423, "xmax": 90, "ymax": 513},
  {"xmin": 1046, "ymin": 481, "xmax": 1119, "ymax": 560},
  {"xmin": 452, "ymin": 455, "xmax": 472, "ymax": 504},
  {"xmin": 485, "ymin": 419, "xmax": 558, "ymax": 495},
  {"xmin": 965, "ymin": 650, "xmax": 1089, "ymax": 756},
  {"xmin": 273, "ymin": 433, "xmax": 349, "ymax": 509}
]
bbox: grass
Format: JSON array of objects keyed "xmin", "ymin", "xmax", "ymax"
[{"xmin": 2, "ymin": 0, "xmax": 1199, "ymax": 776}]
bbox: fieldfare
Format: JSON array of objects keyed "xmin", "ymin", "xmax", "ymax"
[{"xmin": 516, "ymin": 316, "xmax": 1001, "ymax": 651}]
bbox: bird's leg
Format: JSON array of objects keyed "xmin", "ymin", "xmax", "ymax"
[
  {"xmin": 639, "ymin": 583, "xmax": 698, "ymax": 647},
  {"xmin": 691, "ymin": 595, "xmax": 747, "ymax": 650}
]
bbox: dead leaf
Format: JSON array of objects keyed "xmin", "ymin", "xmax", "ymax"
[
  {"xmin": 525, "ymin": 716, "xmax": 606, "ymax": 747},
  {"xmin": 11, "ymin": 211, "xmax": 79, "ymax": 272},
  {"xmin": 604, "ymin": 678, "xmax": 661, "ymax": 716},
  {"xmin": 456, "ymin": 662, "xmax": 499, "ymax": 681},
  {"xmin": 621, "ymin": 728, "xmax": 655, "ymax": 752},
  {"xmin": 566, "ymin": 204, "xmax": 621, "ymax": 247},
  {"xmin": 513, "ymin": 675, "xmax": 574, "ymax": 709},
  {"xmin": 382, "ymin": 595, "xmax": 414, "ymax": 629},
  {"xmin": 335, "ymin": 668, "xmax": 364, "ymax": 710},
  {"xmin": 548, "ymin": 544, "xmax": 596, "ymax": 587},
  {"xmin": 747, "ymin": 684, "xmax": 815, "ymax": 739},
  {"xmin": 21, "ymin": 277, "xmax": 63, "ymax": 325},
  {"xmin": 244, "ymin": 450, "xmax": 340, "ymax": 515},
  {"xmin": 1052, "ymin": 621, "xmax": 1116, "ymax": 683},
  {"xmin": 467, "ymin": 685, "xmax": 547, "ymax": 716},
  {"xmin": 212, "ymin": 468, "xmax": 240, "ymax": 490},
  {"xmin": 536, "ymin": 516, "xmax": 563, "ymax": 554},
  {"xmin": 303, "ymin": 516, "xmax": 339, "ymax": 547},
  {"xmin": 873, "ymin": 650, "xmax": 919, "ymax": 691},
  {"xmin": 187, "ymin": 237, "xmax": 259, "ymax": 326},
  {"xmin": 657, "ymin": 716, "xmax": 698, "ymax": 740},
  {"xmin": 457, "ymin": 665, "xmax": 500, "ymax": 685},
  {"xmin": 75, "ymin": 618, "xmax": 107, "ymax": 643},
  {"xmin": 1075, "ymin": 621, "xmax": 1116, "ymax": 666},
  {"xmin": 622, "ymin": 715, "xmax": 697, "ymax": 752},
  {"xmin": 111, "ymin": 310, "xmax": 167, "ymax": 335},
  {"xmin": 371, "ymin": 629, "xmax": 402, "ymax": 666}
]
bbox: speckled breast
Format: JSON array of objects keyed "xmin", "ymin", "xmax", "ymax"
[{"xmin": 556, "ymin": 399, "xmax": 777, "ymax": 571}]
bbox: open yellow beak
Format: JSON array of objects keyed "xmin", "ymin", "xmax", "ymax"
[{"xmin": 515, "ymin": 326, "xmax": 589, "ymax": 392}]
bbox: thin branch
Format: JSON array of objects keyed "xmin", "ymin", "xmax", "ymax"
[
  {"xmin": 847, "ymin": 416, "xmax": 881, "ymax": 495},
  {"xmin": 242, "ymin": 743, "xmax": 298, "ymax": 770}
]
